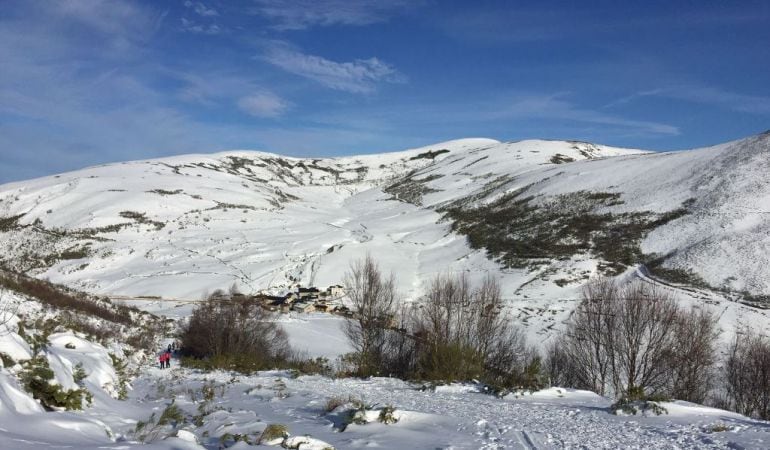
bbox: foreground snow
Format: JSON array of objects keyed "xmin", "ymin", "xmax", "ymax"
[
  {"xmin": 2, "ymin": 361, "xmax": 769, "ymax": 449},
  {"xmin": 1, "ymin": 289, "xmax": 768, "ymax": 449}
]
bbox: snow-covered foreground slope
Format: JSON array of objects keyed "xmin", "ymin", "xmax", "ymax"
[
  {"xmin": 3, "ymin": 360, "xmax": 770, "ymax": 449},
  {"xmin": 1, "ymin": 277, "xmax": 769, "ymax": 449},
  {"xmin": 1, "ymin": 295, "xmax": 768, "ymax": 450},
  {"xmin": 1, "ymin": 133, "xmax": 770, "ymax": 345}
]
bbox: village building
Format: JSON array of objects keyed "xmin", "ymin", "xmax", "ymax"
[
  {"xmin": 253, "ymin": 284, "xmax": 345, "ymax": 315},
  {"xmin": 327, "ymin": 285, "xmax": 345, "ymax": 297},
  {"xmin": 292, "ymin": 301, "xmax": 315, "ymax": 313},
  {"xmin": 297, "ymin": 287, "xmax": 320, "ymax": 300}
]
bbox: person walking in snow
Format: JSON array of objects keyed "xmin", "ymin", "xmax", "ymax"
[
  {"xmin": 158, "ymin": 351, "xmax": 165, "ymax": 369},
  {"xmin": 164, "ymin": 350, "xmax": 172, "ymax": 369}
]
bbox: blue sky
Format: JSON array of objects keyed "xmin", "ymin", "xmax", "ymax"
[{"xmin": 1, "ymin": 0, "xmax": 769, "ymax": 183}]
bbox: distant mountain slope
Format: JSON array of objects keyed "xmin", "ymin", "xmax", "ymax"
[
  {"xmin": 0, "ymin": 133, "xmax": 768, "ymax": 340},
  {"xmin": 0, "ymin": 138, "xmax": 636, "ymax": 297}
]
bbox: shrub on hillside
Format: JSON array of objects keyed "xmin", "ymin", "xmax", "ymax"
[
  {"xmin": 179, "ymin": 292, "xmax": 291, "ymax": 372},
  {"xmin": 408, "ymin": 273, "xmax": 542, "ymax": 389},
  {"xmin": 342, "ymin": 256, "xmax": 542, "ymax": 389},
  {"xmin": 20, "ymin": 355, "xmax": 90, "ymax": 410},
  {"xmin": 724, "ymin": 329, "xmax": 770, "ymax": 420},
  {"xmin": 545, "ymin": 278, "xmax": 718, "ymax": 403},
  {"xmin": 0, "ymin": 270, "xmax": 135, "ymax": 325},
  {"xmin": 342, "ymin": 255, "xmax": 397, "ymax": 377}
]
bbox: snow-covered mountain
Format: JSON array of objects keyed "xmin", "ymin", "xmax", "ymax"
[{"xmin": 1, "ymin": 132, "xmax": 769, "ymax": 340}]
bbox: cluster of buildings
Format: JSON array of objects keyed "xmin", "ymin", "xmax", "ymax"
[{"xmin": 254, "ymin": 284, "xmax": 350, "ymax": 315}]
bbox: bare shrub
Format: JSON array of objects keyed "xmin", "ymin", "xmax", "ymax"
[
  {"xmin": 341, "ymin": 260, "xmax": 538, "ymax": 388},
  {"xmin": 343, "ymin": 255, "xmax": 397, "ymax": 376},
  {"xmin": 412, "ymin": 274, "xmax": 538, "ymax": 388},
  {"xmin": 669, "ymin": 307, "xmax": 719, "ymax": 403},
  {"xmin": 546, "ymin": 278, "xmax": 618, "ymax": 396},
  {"xmin": 180, "ymin": 293, "xmax": 291, "ymax": 372},
  {"xmin": 546, "ymin": 277, "xmax": 718, "ymax": 402},
  {"xmin": 724, "ymin": 329, "xmax": 770, "ymax": 420},
  {"xmin": 612, "ymin": 282, "xmax": 679, "ymax": 399}
]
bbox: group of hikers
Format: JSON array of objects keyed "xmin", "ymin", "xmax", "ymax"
[{"xmin": 158, "ymin": 341, "xmax": 180, "ymax": 369}]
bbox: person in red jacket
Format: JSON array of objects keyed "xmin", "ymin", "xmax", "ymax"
[{"xmin": 158, "ymin": 352, "xmax": 165, "ymax": 369}]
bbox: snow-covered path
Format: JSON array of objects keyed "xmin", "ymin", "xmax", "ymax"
[{"xmin": 111, "ymin": 364, "xmax": 770, "ymax": 449}]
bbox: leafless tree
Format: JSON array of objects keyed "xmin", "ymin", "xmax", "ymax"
[
  {"xmin": 380, "ymin": 304, "xmax": 418, "ymax": 377},
  {"xmin": 669, "ymin": 307, "xmax": 719, "ymax": 403},
  {"xmin": 343, "ymin": 255, "xmax": 397, "ymax": 376},
  {"xmin": 612, "ymin": 282, "xmax": 679, "ymax": 398},
  {"xmin": 547, "ymin": 277, "xmax": 713, "ymax": 401},
  {"xmin": 724, "ymin": 329, "xmax": 770, "ymax": 420},
  {"xmin": 411, "ymin": 273, "xmax": 536, "ymax": 387},
  {"xmin": 550, "ymin": 278, "xmax": 618, "ymax": 396}
]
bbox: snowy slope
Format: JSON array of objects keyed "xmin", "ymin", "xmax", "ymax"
[
  {"xmin": 0, "ymin": 138, "xmax": 640, "ymax": 298},
  {"xmin": 1, "ymin": 288, "xmax": 768, "ymax": 450},
  {"xmin": 0, "ymin": 133, "xmax": 769, "ymax": 344}
]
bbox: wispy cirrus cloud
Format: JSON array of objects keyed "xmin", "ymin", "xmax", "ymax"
[
  {"xmin": 250, "ymin": 0, "xmax": 415, "ymax": 30},
  {"xmin": 184, "ymin": 1, "xmax": 219, "ymax": 17},
  {"xmin": 261, "ymin": 41, "xmax": 405, "ymax": 93},
  {"xmin": 52, "ymin": 0, "xmax": 160, "ymax": 38},
  {"xmin": 181, "ymin": 0, "xmax": 222, "ymax": 34},
  {"xmin": 607, "ymin": 86, "xmax": 770, "ymax": 114},
  {"xmin": 237, "ymin": 91, "xmax": 290, "ymax": 118},
  {"xmin": 180, "ymin": 17, "xmax": 222, "ymax": 35},
  {"xmin": 498, "ymin": 94, "xmax": 679, "ymax": 136}
]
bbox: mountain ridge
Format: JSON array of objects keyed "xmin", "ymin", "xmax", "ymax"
[{"xmin": 1, "ymin": 133, "xmax": 769, "ymax": 341}]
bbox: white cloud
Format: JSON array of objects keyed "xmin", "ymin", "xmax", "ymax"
[
  {"xmin": 250, "ymin": 0, "xmax": 414, "ymax": 30},
  {"xmin": 52, "ymin": 0, "xmax": 159, "ymax": 43},
  {"xmin": 184, "ymin": 1, "xmax": 219, "ymax": 17},
  {"xmin": 262, "ymin": 41, "xmax": 404, "ymax": 93},
  {"xmin": 497, "ymin": 94, "xmax": 680, "ymax": 136},
  {"xmin": 237, "ymin": 92, "xmax": 290, "ymax": 118},
  {"xmin": 607, "ymin": 86, "xmax": 770, "ymax": 115},
  {"xmin": 181, "ymin": 17, "xmax": 222, "ymax": 35}
]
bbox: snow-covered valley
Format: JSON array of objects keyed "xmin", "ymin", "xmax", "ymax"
[
  {"xmin": 2, "ymin": 133, "xmax": 770, "ymax": 448},
  {"xmin": 1, "ymin": 133, "xmax": 769, "ymax": 344}
]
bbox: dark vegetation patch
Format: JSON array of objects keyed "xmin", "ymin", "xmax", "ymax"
[
  {"xmin": 147, "ymin": 189, "xmax": 183, "ymax": 196},
  {"xmin": 209, "ymin": 202, "xmax": 257, "ymax": 211},
  {"xmin": 75, "ymin": 222, "xmax": 133, "ymax": 236},
  {"xmin": 644, "ymin": 257, "xmax": 710, "ymax": 289},
  {"xmin": 442, "ymin": 189, "xmax": 694, "ymax": 275},
  {"xmin": 550, "ymin": 154, "xmax": 576, "ymax": 164},
  {"xmin": 409, "ymin": 149, "xmax": 449, "ymax": 160},
  {"xmin": 225, "ymin": 156, "xmax": 258, "ymax": 171},
  {"xmin": 41, "ymin": 245, "xmax": 94, "ymax": 266},
  {"xmin": 0, "ymin": 270, "xmax": 136, "ymax": 325},
  {"xmin": 0, "ymin": 214, "xmax": 118, "ymax": 270},
  {"xmin": 569, "ymin": 142, "xmax": 601, "ymax": 159},
  {"xmin": 119, "ymin": 211, "xmax": 165, "ymax": 230},
  {"xmin": 643, "ymin": 254, "xmax": 770, "ymax": 308},
  {"xmin": 21, "ymin": 355, "xmax": 89, "ymax": 410},
  {"xmin": 0, "ymin": 214, "xmax": 24, "ymax": 232},
  {"xmin": 1, "ymin": 269, "xmax": 164, "ymax": 351},
  {"xmin": 383, "ymin": 173, "xmax": 443, "ymax": 206}
]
